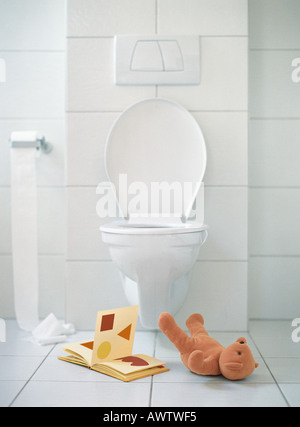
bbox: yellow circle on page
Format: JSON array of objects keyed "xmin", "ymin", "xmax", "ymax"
[{"xmin": 97, "ymin": 341, "xmax": 111, "ymax": 359}]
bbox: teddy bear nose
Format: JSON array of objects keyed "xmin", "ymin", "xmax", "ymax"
[{"xmin": 239, "ymin": 341, "xmax": 245, "ymax": 344}]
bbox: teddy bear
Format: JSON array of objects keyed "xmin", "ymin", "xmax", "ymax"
[{"xmin": 158, "ymin": 312, "xmax": 259, "ymax": 380}]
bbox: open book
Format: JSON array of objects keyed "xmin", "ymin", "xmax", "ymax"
[{"xmin": 58, "ymin": 306, "xmax": 169, "ymax": 382}]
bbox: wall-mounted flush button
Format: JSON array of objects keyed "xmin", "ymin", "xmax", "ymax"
[
  {"xmin": 131, "ymin": 41, "xmax": 164, "ymax": 71},
  {"xmin": 115, "ymin": 35, "xmax": 200, "ymax": 85},
  {"xmin": 159, "ymin": 41, "xmax": 184, "ymax": 71},
  {"xmin": 130, "ymin": 40, "xmax": 184, "ymax": 72}
]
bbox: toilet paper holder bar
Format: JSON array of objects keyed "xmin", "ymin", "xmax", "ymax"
[{"xmin": 10, "ymin": 135, "xmax": 52, "ymax": 154}]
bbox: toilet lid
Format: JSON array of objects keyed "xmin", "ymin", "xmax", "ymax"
[{"xmin": 105, "ymin": 98, "xmax": 207, "ymax": 221}]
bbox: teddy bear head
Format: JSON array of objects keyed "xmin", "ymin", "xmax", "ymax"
[{"xmin": 219, "ymin": 337, "xmax": 259, "ymax": 380}]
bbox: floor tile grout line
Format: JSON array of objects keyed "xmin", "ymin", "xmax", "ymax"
[
  {"xmin": 248, "ymin": 330, "xmax": 291, "ymax": 407},
  {"xmin": 260, "ymin": 356, "xmax": 300, "ymax": 359},
  {"xmin": 8, "ymin": 346, "xmax": 55, "ymax": 407},
  {"xmin": 148, "ymin": 331, "xmax": 159, "ymax": 407}
]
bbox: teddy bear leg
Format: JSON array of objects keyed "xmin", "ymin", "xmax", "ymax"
[
  {"xmin": 158, "ymin": 312, "xmax": 195, "ymax": 353},
  {"xmin": 186, "ymin": 313, "xmax": 208, "ymax": 337}
]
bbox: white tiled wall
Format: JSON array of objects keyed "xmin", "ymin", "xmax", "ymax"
[
  {"xmin": 0, "ymin": 0, "xmax": 66, "ymax": 319},
  {"xmin": 66, "ymin": 0, "xmax": 249, "ymax": 330},
  {"xmin": 249, "ymin": 0, "xmax": 300, "ymax": 319},
  {"xmin": 1, "ymin": 1, "xmax": 298, "ymax": 331}
]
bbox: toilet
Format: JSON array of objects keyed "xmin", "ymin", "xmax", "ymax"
[{"xmin": 100, "ymin": 98, "xmax": 208, "ymax": 329}]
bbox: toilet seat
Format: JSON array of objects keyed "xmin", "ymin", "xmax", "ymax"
[
  {"xmin": 101, "ymin": 221, "xmax": 208, "ymax": 235},
  {"xmin": 105, "ymin": 98, "xmax": 207, "ymax": 223}
]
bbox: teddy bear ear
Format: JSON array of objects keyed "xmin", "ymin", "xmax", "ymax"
[
  {"xmin": 255, "ymin": 362, "xmax": 259, "ymax": 368},
  {"xmin": 236, "ymin": 337, "xmax": 247, "ymax": 344}
]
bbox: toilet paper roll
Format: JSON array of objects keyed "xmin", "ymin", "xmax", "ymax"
[{"xmin": 10, "ymin": 133, "xmax": 39, "ymax": 331}]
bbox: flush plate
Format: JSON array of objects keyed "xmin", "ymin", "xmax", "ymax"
[{"xmin": 114, "ymin": 35, "xmax": 200, "ymax": 86}]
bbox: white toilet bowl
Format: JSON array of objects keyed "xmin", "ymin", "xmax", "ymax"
[
  {"xmin": 101, "ymin": 222, "xmax": 208, "ymax": 329},
  {"xmin": 100, "ymin": 98, "xmax": 208, "ymax": 329}
]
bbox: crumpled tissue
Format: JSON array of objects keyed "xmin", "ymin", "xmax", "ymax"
[{"xmin": 28, "ymin": 313, "xmax": 75, "ymax": 345}]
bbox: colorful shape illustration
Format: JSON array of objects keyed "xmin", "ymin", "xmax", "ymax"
[
  {"xmin": 117, "ymin": 356, "xmax": 149, "ymax": 366},
  {"xmin": 92, "ymin": 306, "xmax": 139, "ymax": 366},
  {"xmin": 100, "ymin": 313, "xmax": 115, "ymax": 331},
  {"xmin": 81, "ymin": 341, "xmax": 94, "ymax": 350},
  {"xmin": 118, "ymin": 324, "xmax": 132, "ymax": 341},
  {"xmin": 97, "ymin": 341, "xmax": 111, "ymax": 359}
]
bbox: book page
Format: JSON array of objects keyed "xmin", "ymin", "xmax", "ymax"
[
  {"xmin": 91, "ymin": 305, "xmax": 139, "ymax": 367},
  {"xmin": 62, "ymin": 341, "xmax": 94, "ymax": 366},
  {"xmin": 97, "ymin": 354, "xmax": 166, "ymax": 375}
]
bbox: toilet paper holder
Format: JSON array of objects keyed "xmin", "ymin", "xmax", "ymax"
[
  {"xmin": 10, "ymin": 133, "xmax": 52, "ymax": 154},
  {"xmin": 36, "ymin": 136, "xmax": 52, "ymax": 154}
]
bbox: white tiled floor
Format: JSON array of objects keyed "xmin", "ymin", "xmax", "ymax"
[{"xmin": 0, "ymin": 319, "xmax": 299, "ymax": 407}]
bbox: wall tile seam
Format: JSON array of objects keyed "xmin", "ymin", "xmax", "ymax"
[
  {"xmin": 66, "ymin": 35, "xmax": 249, "ymax": 39},
  {"xmin": 0, "ymin": 50, "xmax": 65, "ymax": 53},
  {"xmin": 0, "ymin": 117, "xmax": 65, "ymax": 120},
  {"xmin": 250, "ymin": 256, "xmax": 300, "ymax": 259},
  {"xmin": 0, "ymin": 185, "xmax": 66, "ymax": 189},
  {"xmin": 0, "ymin": 253, "xmax": 65, "ymax": 256},
  {"xmin": 66, "ymin": 110, "xmax": 249, "ymax": 114},
  {"xmin": 155, "ymin": 0, "xmax": 158, "ymax": 34},
  {"xmin": 250, "ymin": 255, "xmax": 300, "ymax": 258},
  {"xmin": 65, "ymin": 259, "xmax": 249, "ymax": 263},
  {"xmin": 249, "ymin": 48, "xmax": 300, "ymax": 51},
  {"xmin": 249, "ymin": 186, "xmax": 300, "ymax": 189},
  {"xmin": 250, "ymin": 118, "xmax": 300, "ymax": 120},
  {"xmin": 65, "ymin": 185, "xmax": 249, "ymax": 188},
  {"xmin": 250, "ymin": 117, "xmax": 300, "ymax": 120}
]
